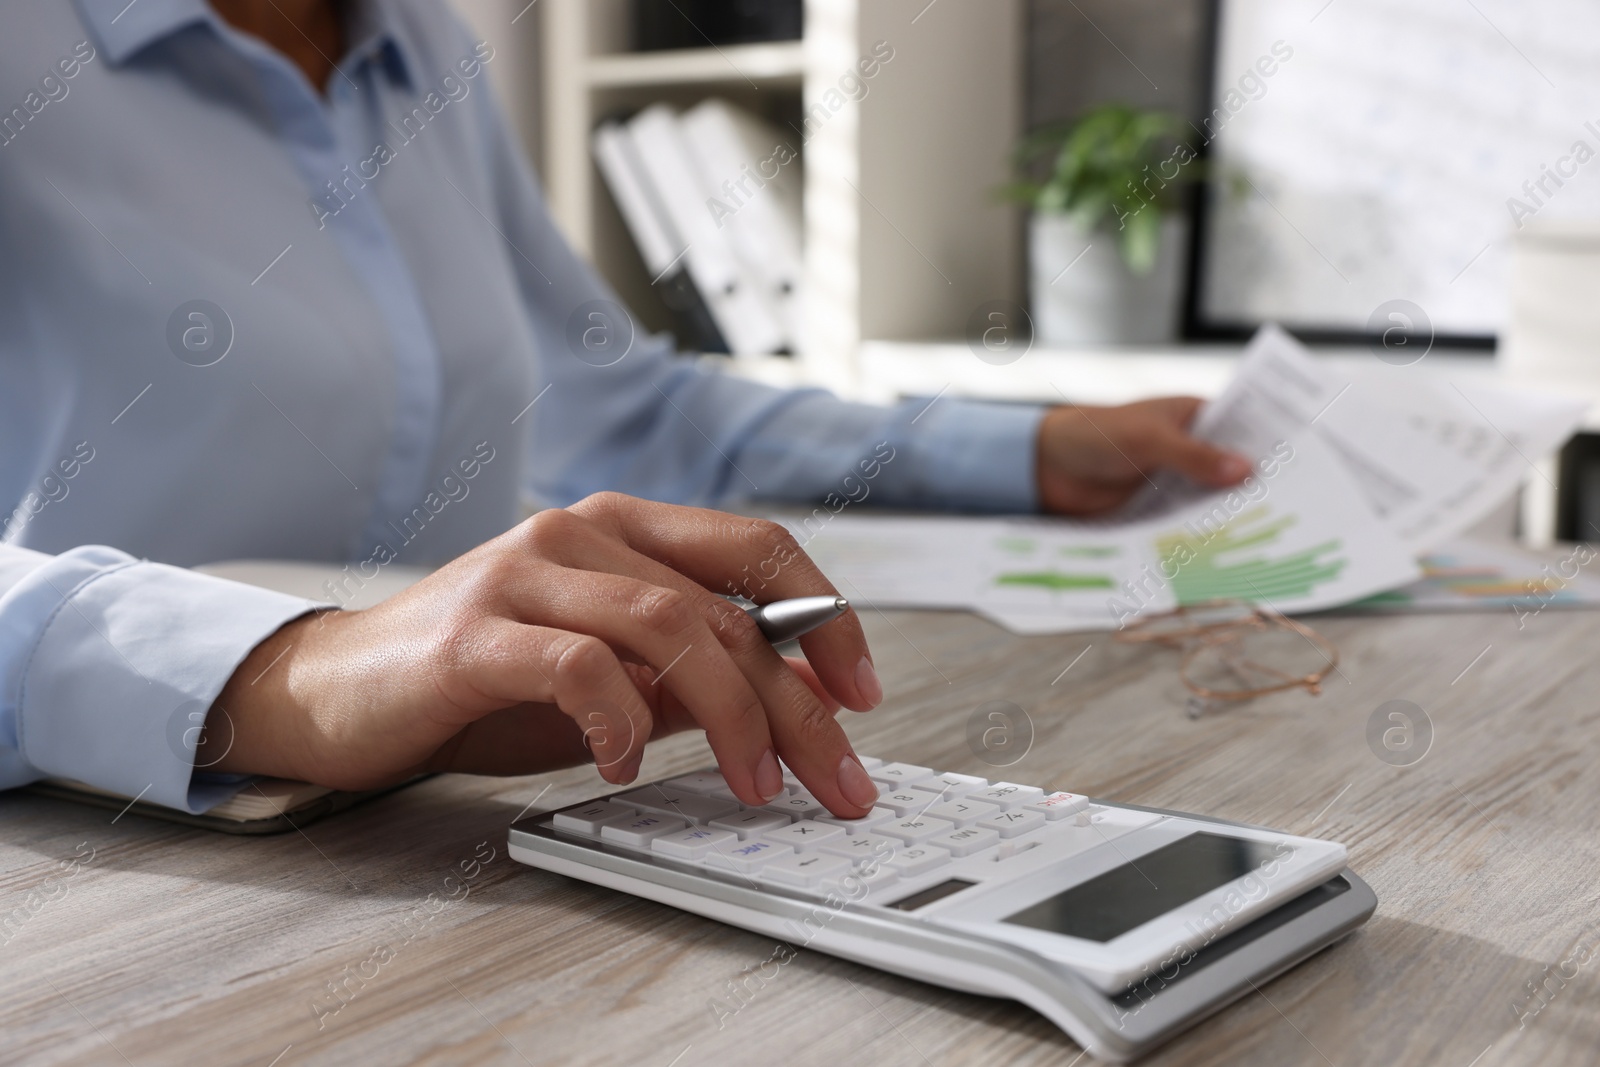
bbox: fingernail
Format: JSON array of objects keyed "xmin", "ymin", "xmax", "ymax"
[
  {"xmin": 618, "ymin": 751, "xmax": 643, "ymax": 784},
  {"xmin": 754, "ymin": 749, "xmax": 784, "ymax": 802},
  {"xmin": 855, "ymin": 657, "xmax": 883, "ymax": 707},
  {"xmin": 1218, "ymin": 455, "xmax": 1251, "ymax": 481},
  {"xmin": 837, "ymin": 754, "xmax": 879, "ymax": 809}
]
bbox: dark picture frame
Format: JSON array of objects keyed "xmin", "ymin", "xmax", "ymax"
[{"xmin": 1179, "ymin": 0, "xmax": 1495, "ymax": 351}]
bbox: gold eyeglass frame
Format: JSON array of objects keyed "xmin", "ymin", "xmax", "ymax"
[{"xmin": 1112, "ymin": 600, "xmax": 1340, "ymax": 706}]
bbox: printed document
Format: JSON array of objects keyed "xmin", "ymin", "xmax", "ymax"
[{"xmin": 784, "ymin": 327, "xmax": 1587, "ymax": 634}]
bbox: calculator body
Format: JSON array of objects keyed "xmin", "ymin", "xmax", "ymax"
[{"xmin": 509, "ymin": 763, "xmax": 1375, "ymax": 1062}]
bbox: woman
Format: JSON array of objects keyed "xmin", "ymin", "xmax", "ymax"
[{"xmin": 0, "ymin": 0, "xmax": 1248, "ymax": 819}]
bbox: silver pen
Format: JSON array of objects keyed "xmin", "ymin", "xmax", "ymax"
[{"xmin": 743, "ymin": 595, "xmax": 849, "ymax": 643}]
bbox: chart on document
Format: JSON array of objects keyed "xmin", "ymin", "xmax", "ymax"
[
  {"xmin": 788, "ymin": 431, "xmax": 1415, "ymax": 635},
  {"xmin": 1154, "ymin": 510, "xmax": 1346, "ymax": 606},
  {"xmin": 786, "ymin": 516, "xmax": 1160, "ymax": 633},
  {"xmin": 780, "ymin": 326, "xmax": 1584, "ymax": 635}
]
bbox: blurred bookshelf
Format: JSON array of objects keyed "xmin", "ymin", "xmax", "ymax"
[
  {"xmin": 585, "ymin": 41, "xmax": 805, "ymax": 88},
  {"xmin": 538, "ymin": 0, "xmax": 1025, "ymax": 394}
]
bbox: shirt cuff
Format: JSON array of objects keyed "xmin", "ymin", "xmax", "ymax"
[
  {"xmin": 899, "ymin": 398, "xmax": 1045, "ymax": 513},
  {"xmin": 0, "ymin": 547, "xmax": 321, "ymax": 813}
]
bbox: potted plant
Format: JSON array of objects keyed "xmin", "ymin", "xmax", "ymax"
[{"xmin": 1001, "ymin": 104, "xmax": 1199, "ymax": 345}]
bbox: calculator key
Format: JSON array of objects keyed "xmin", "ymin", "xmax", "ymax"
[
  {"xmin": 926, "ymin": 771, "xmax": 988, "ymax": 792},
  {"xmin": 972, "ymin": 783, "xmax": 1045, "ymax": 809},
  {"xmin": 930, "ymin": 824, "xmax": 1001, "ymax": 857},
  {"xmin": 663, "ymin": 793, "xmax": 743, "ymax": 824},
  {"xmin": 704, "ymin": 839, "xmax": 788, "ymax": 874},
  {"xmin": 856, "ymin": 756, "xmax": 884, "ymax": 771},
  {"xmin": 1071, "ymin": 806, "xmax": 1120, "ymax": 827},
  {"xmin": 763, "ymin": 792, "xmax": 827, "ymax": 819},
  {"xmin": 612, "ymin": 785, "xmax": 680, "ymax": 811},
  {"xmin": 875, "ymin": 788, "xmax": 947, "ymax": 817},
  {"xmin": 992, "ymin": 838, "xmax": 1043, "ymax": 863},
  {"xmin": 614, "ymin": 787, "xmax": 737, "ymax": 824},
  {"xmin": 709, "ymin": 810, "xmax": 793, "ymax": 839},
  {"xmin": 652, "ymin": 826, "xmax": 739, "ymax": 860},
  {"xmin": 812, "ymin": 806, "xmax": 897, "ymax": 832},
  {"xmin": 763, "ymin": 821, "xmax": 846, "ymax": 849},
  {"xmin": 600, "ymin": 812, "xmax": 688, "ymax": 847},
  {"xmin": 879, "ymin": 815, "xmax": 958, "ymax": 844},
  {"xmin": 980, "ymin": 808, "xmax": 1046, "ymax": 838},
  {"xmin": 848, "ymin": 861, "xmax": 900, "ymax": 897},
  {"xmin": 760, "ymin": 851, "xmax": 853, "ymax": 889},
  {"xmin": 1081, "ymin": 806, "xmax": 1163, "ymax": 833},
  {"xmin": 663, "ymin": 772, "xmax": 730, "ymax": 795},
  {"xmin": 881, "ymin": 844, "xmax": 951, "ymax": 877},
  {"xmin": 924, "ymin": 798, "xmax": 1002, "ymax": 826},
  {"xmin": 818, "ymin": 831, "xmax": 901, "ymax": 863},
  {"xmin": 1026, "ymin": 791, "xmax": 1090, "ymax": 820},
  {"xmin": 1028, "ymin": 809, "xmax": 1161, "ymax": 859},
  {"xmin": 870, "ymin": 762, "xmax": 935, "ymax": 787},
  {"xmin": 552, "ymin": 801, "xmax": 636, "ymax": 835}
]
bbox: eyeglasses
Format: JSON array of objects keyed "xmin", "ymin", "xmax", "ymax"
[{"xmin": 1112, "ymin": 601, "xmax": 1340, "ymax": 718}]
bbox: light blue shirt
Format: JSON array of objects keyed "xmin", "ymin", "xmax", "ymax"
[{"xmin": 0, "ymin": 0, "xmax": 1043, "ymax": 812}]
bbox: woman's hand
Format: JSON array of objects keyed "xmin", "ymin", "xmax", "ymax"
[
  {"xmin": 207, "ymin": 493, "xmax": 884, "ymax": 816},
  {"xmin": 1035, "ymin": 397, "xmax": 1252, "ymax": 515}
]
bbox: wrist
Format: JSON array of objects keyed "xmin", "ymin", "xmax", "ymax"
[
  {"xmin": 205, "ymin": 610, "xmax": 333, "ymax": 782},
  {"xmin": 1035, "ymin": 406, "xmax": 1080, "ymax": 513}
]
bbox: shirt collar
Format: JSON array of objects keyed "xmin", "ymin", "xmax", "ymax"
[
  {"xmin": 73, "ymin": 0, "xmax": 415, "ymax": 89},
  {"xmin": 344, "ymin": 0, "xmax": 416, "ymax": 90},
  {"xmin": 74, "ymin": 0, "xmax": 211, "ymax": 65}
]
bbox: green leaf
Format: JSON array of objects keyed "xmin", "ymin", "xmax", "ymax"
[
  {"xmin": 1069, "ymin": 190, "xmax": 1109, "ymax": 231},
  {"xmin": 996, "ymin": 102, "xmax": 1198, "ymax": 219},
  {"xmin": 1120, "ymin": 207, "xmax": 1163, "ymax": 274},
  {"xmin": 1038, "ymin": 184, "xmax": 1070, "ymax": 214}
]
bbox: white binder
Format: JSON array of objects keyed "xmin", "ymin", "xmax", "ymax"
[
  {"xmin": 626, "ymin": 104, "xmax": 786, "ymax": 356},
  {"xmin": 591, "ymin": 121, "xmax": 682, "ymax": 279},
  {"xmin": 679, "ymin": 99, "xmax": 805, "ymax": 352}
]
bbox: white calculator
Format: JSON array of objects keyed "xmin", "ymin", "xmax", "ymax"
[{"xmin": 509, "ymin": 757, "xmax": 1375, "ymax": 1062}]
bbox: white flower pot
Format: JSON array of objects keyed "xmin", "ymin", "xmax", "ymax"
[
  {"xmin": 1502, "ymin": 220, "xmax": 1600, "ymax": 387},
  {"xmin": 1029, "ymin": 212, "xmax": 1186, "ymax": 346}
]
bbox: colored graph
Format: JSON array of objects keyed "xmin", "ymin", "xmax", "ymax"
[
  {"xmin": 995, "ymin": 571, "xmax": 1116, "ymax": 591},
  {"xmin": 1354, "ymin": 557, "xmax": 1529, "ymax": 606},
  {"xmin": 995, "ymin": 537, "xmax": 1119, "ymax": 560},
  {"xmin": 991, "ymin": 535, "xmax": 1119, "ymax": 593},
  {"xmin": 1155, "ymin": 507, "xmax": 1347, "ymax": 604},
  {"xmin": 1352, "ymin": 547, "xmax": 1600, "ymax": 611},
  {"xmin": 994, "ymin": 536, "xmax": 1037, "ymax": 555}
]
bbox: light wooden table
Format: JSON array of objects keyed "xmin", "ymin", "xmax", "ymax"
[{"xmin": 4, "ymin": 603, "xmax": 1598, "ymax": 1066}]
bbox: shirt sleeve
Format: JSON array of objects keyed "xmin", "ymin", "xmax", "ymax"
[
  {"xmin": 465, "ymin": 43, "xmax": 1044, "ymax": 515},
  {"xmin": 0, "ymin": 544, "xmax": 320, "ymax": 813}
]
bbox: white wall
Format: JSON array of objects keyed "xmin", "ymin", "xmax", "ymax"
[{"xmin": 446, "ymin": 0, "xmax": 543, "ymax": 174}]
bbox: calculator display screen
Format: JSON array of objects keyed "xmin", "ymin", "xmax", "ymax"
[
  {"xmin": 887, "ymin": 879, "xmax": 978, "ymax": 911},
  {"xmin": 1000, "ymin": 832, "xmax": 1279, "ymax": 942}
]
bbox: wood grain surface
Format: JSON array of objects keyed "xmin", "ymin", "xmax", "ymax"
[{"xmin": 3, "ymin": 600, "xmax": 1598, "ymax": 1066}]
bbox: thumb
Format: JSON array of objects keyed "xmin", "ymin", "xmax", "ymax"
[{"xmin": 1147, "ymin": 424, "xmax": 1252, "ymax": 488}]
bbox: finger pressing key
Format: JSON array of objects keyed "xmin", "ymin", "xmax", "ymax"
[
  {"xmin": 497, "ymin": 564, "xmax": 788, "ymax": 808},
  {"xmin": 568, "ymin": 496, "xmax": 881, "ymax": 815},
  {"xmin": 578, "ymin": 498, "xmax": 879, "ymax": 712}
]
